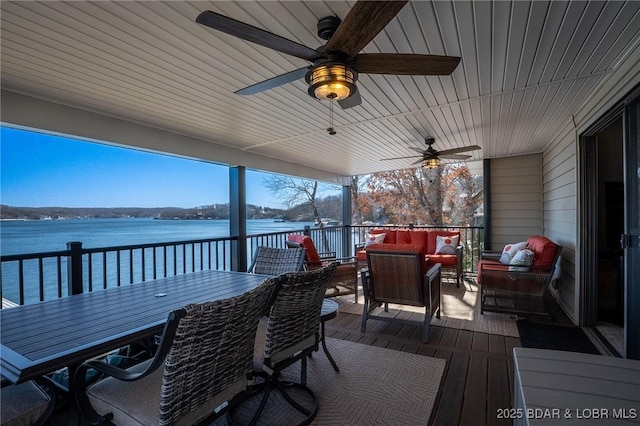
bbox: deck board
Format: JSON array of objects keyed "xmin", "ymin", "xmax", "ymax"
[{"xmin": 460, "ymin": 355, "xmax": 488, "ymax": 426}]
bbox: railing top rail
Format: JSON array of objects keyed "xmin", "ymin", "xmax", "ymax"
[
  {"xmin": 349, "ymin": 224, "xmax": 483, "ymax": 229},
  {"xmin": 247, "ymin": 225, "xmax": 341, "ymax": 238},
  {"xmin": 81, "ymin": 235, "xmax": 238, "ymax": 255},
  {"xmin": 1, "ymin": 236, "xmax": 238, "ymax": 262},
  {"xmin": 1, "ymin": 250, "xmax": 71, "ymax": 262}
]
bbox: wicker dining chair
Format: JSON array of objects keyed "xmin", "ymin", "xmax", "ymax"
[
  {"xmin": 248, "ymin": 246, "xmax": 306, "ymax": 276},
  {"xmin": 243, "ymin": 262, "xmax": 338, "ymax": 426},
  {"xmin": 73, "ymin": 276, "xmax": 280, "ymax": 426}
]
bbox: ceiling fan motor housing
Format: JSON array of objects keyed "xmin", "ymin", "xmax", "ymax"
[{"xmin": 317, "ymin": 16, "xmax": 342, "ymax": 40}]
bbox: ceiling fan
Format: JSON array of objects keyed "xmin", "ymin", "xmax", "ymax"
[
  {"xmin": 381, "ymin": 138, "xmax": 481, "ymax": 168},
  {"xmin": 195, "ymin": 1, "xmax": 460, "ymax": 110}
]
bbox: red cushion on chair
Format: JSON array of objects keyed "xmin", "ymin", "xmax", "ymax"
[
  {"xmin": 427, "ymin": 254, "xmax": 457, "ymax": 267},
  {"xmin": 526, "ymin": 236, "xmax": 558, "ymax": 268},
  {"xmin": 476, "ymin": 259, "xmax": 510, "ymax": 284},
  {"xmin": 287, "ymin": 234, "xmax": 322, "ymax": 267}
]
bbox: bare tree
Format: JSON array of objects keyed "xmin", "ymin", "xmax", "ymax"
[
  {"xmin": 364, "ymin": 164, "xmax": 481, "ymax": 226},
  {"xmin": 264, "ymin": 176, "xmax": 330, "ymax": 251}
]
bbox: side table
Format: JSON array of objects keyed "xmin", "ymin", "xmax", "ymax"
[{"xmin": 320, "ymin": 299, "xmax": 340, "ymax": 372}]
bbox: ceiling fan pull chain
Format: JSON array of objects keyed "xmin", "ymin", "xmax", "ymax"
[{"xmin": 327, "ymin": 98, "xmax": 337, "ymax": 135}]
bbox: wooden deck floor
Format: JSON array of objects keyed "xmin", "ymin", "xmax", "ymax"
[{"xmin": 325, "ymin": 310, "xmax": 520, "ymax": 426}]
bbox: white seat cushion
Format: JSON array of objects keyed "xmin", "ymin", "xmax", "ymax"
[{"xmin": 87, "ymin": 359, "xmax": 246, "ymax": 426}]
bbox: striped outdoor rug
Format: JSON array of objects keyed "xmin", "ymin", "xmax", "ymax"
[
  {"xmin": 336, "ymin": 278, "xmax": 520, "ymax": 337},
  {"xmin": 225, "ymin": 338, "xmax": 446, "ymax": 425}
]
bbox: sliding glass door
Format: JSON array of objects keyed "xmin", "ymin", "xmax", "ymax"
[{"xmin": 624, "ymin": 92, "xmax": 640, "ymax": 359}]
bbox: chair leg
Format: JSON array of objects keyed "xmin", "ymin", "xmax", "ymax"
[
  {"xmin": 246, "ymin": 374, "xmax": 318, "ymax": 426},
  {"xmin": 422, "ymin": 307, "xmax": 430, "ymax": 343},
  {"xmin": 360, "ymin": 299, "xmax": 369, "ymax": 333}
]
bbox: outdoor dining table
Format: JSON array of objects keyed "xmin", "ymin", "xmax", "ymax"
[{"xmin": 0, "ymin": 269, "xmax": 272, "ymax": 385}]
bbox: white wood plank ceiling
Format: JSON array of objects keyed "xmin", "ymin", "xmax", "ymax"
[{"xmin": 2, "ymin": 1, "xmax": 639, "ymax": 177}]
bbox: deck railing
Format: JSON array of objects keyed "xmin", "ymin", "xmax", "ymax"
[{"xmin": 1, "ymin": 224, "xmax": 483, "ymax": 307}]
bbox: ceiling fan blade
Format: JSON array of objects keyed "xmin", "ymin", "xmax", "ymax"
[
  {"xmin": 381, "ymin": 155, "xmax": 422, "ymax": 161},
  {"xmin": 326, "ymin": 1, "xmax": 408, "ymax": 57},
  {"xmin": 355, "ymin": 53, "xmax": 461, "ymax": 75},
  {"xmin": 439, "ymin": 154, "xmax": 472, "ymax": 160},
  {"xmin": 338, "ymin": 87, "xmax": 362, "ymax": 109},
  {"xmin": 196, "ymin": 10, "xmax": 321, "ymax": 61},
  {"xmin": 437, "ymin": 145, "xmax": 482, "ymax": 156},
  {"xmin": 409, "ymin": 147, "xmax": 425, "ymax": 154},
  {"xmin": 234, "ymin": 67, "xmax": 309, "ymax": 95}
]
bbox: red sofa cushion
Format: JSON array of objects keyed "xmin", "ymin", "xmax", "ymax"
[
  {"xmin": 409, "ymin": 230, "xmax": 429, "ymax": 253},
  {"xmin": 287, "ymin": 234, "xmax": 322, "ymax": 267},
  {"xmin": 527, "ymin": 236, "xmax": 558, "ymax": 268},
  {"xmin": 427, "ymin": 231, "xmax": 461, "ymax": 254},
  {"xmin": 395, "ymin": 230, "xmax": 412, "ymax": 244}
]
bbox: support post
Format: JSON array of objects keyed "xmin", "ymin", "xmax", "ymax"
[
  {"xmin": 483, "ymin": 159, "xmax": 492, "ymax": 251},
  {"xmin": 67, "ymin": 241, "xmax": 84, "ymax": 295},
  {"xmin": 342, "ymin": 185, "xmax": 352, "ymax": 258},
  {"xmin": 230, "ymin": 166, "xmax": 247, "ymax": 271}
]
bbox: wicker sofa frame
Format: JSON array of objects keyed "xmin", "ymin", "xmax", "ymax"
[{"xmin": 478, "ymin": 237, "xmax": 562, "ymax": 317}]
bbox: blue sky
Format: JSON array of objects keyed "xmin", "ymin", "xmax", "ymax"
[{"xmin": 0, "ymin": 126, "xmax": 292, "ymax": 208}]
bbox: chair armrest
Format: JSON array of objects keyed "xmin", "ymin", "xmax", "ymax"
[
  {"xmin": 332, "ymin": 255, "xmax": 357, "ymax": 264},
  {"xmin": 355, "ymin": 242, "xmax": 365, "ymax": 251},
  {"xmin": 481, "ymin": 250, "xmax": 502, "ymax": 261},
  {"xmin": 73, "ymin": 309, "xmax": 185, "ymax": 424},
  {"xmin": 318, "ymin": 251, "xmax": 337, "ymax": 260}
]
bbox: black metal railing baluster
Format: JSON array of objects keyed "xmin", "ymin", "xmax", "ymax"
[
  {"xmin": 18, "ymin": 260, "xmax": 24, "ymax": 306},
  {"xmin": 88, "ymin": 253, "xmax": 93, "ymax": 292},
  {"xmin": 38, "ymin": 258, "xmax": 44, "ymax": 301},
  {"xmin": 57, "ymin": 257, "xmax": 63, "ymax": 297},
  {"xmin": 116, "ymin": 251, "xmax": 122, "ymax": 287}
]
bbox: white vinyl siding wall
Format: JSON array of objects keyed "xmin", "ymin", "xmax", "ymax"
[
  {"xmin": 543, "ymin": 123, "xmax": 577, "ymax": 320},
  {"xmin": 542, "ymin": 44, "xmax": 640, "ymax": 324}
]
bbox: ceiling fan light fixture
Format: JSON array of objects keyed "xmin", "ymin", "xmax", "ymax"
[
  {"xmin": 421, "ymin": 157, "xmax": 440, "ymax": 169},
  {"xmin": 306, "ymin": 63, "xmax": 357, "ymax": 101}
]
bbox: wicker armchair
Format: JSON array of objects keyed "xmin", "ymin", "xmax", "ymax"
[
  {"xmin": 286, "ymin": 234, "xmax": 359, "ymax": 302},
  {"xmin": 248, "ymin": 246, "xmax": 306, "ymax": 275},
  {"xmin": 73, "ymin": 277, "xmax": 279, "ymax": 426},
  {"xmin": 478, "ymin": 236, "xmax": 562, "ymax": 317},
  {"xmin": 246, "ymin": 262, "xmax": 338, "ymax": 425},
  {"xmin": 360, "ymin": 249, "xmax": 441, "ymax": 343}
]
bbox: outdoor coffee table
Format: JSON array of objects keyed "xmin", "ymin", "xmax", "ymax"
[{"xmin": 320, "ymin": 299, "xmax": 340, "ymax": 372}]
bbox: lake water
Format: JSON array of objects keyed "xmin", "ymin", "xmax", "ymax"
[
  {"xmin": 0, "ymin": 218, "xmax": 317, "ymax": 304},
  {"xmin": 0, "ymin": 218, "xmax": 316, "ymax": 255}
]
